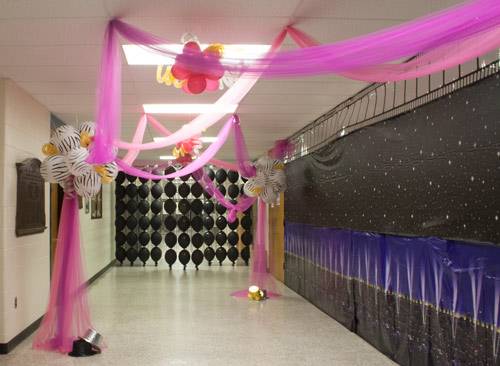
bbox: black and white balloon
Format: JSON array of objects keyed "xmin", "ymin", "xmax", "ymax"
[
  {"xmin": 74, "ymin": 170, "xmax": 102, "ymax": 199},
  {"xmin": 243, "ymin": 157, "xmax": 286, "ymax": 204}
]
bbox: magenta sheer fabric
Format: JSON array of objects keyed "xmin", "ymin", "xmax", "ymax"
[
  {"xmin": 33, "ymin": 195, "xmax": 93, "ymax": 353},
  {"xmin": 111, "ymin": 0, "xmax": 500, "ymax": 76},
  {"xmin": 117, "ymin": 114, "xmax": 257, "ymax": 220},
  {"xmin": 192, "ymin": 169, "xmax": 256, "ymax": 223},
  {"xmin": 116, "ymin": 115, "xmax": 236, "ymax": 179},
  {"xmin": 89, "ymin": 0, "xmax": 500, "ymax": 164},
  {"xmin": 232, "ymin": 198, "xmax": 280, "ymax": 298}
]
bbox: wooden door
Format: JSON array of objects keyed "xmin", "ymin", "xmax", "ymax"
[{"xmin": 268, "ymin": 193, "xmax": 285, "ymax": 282}]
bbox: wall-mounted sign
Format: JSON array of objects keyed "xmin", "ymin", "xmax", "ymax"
[{"xmin": 15, "ymin": 158, "xmax": 46, "ymax": 236}]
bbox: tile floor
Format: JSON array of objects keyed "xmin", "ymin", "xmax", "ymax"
[{"xmin": 1, "ymin": 264, "xmax": 396, "ymax": 366}]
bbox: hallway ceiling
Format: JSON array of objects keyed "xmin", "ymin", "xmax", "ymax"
[{"xmin": 0, "ymin": 0, "xmax": 461, "ymax": 161}]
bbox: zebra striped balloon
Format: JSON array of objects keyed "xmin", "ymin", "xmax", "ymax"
[
  {"xmin": 260, "ymin": 185, "xmax": 279, "ymax": 204},
  {"xmin": 243, "ymin": 174, "xmax": 265, "ymax": 197},
  {"xmin": 74, "ymin": 170, "xmax": 102, "ymax": 198},
  {"xmin": 66, "ymin": 147, "xmax": 91, "ymax": 177},
  {"xmin": 104, "ymin": 162, "xmax": 119, "ymax": 180},
  {"xmin": 78, "ymin": 121, "xmax": 96, "ymax": 137},
  {"xmin": 50, "ymin": 125, "xmax": 80, "ymax": 155},
  {"xmin": 40, "ymin": 155, "xmax": 70, "ymax": 183}
]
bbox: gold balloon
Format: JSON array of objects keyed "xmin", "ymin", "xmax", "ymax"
[
  {"xmin": 93, "ymin": 165, "xmax": 112, "ymax": 183},
  {"xmin": 42, "ymin": 143, "xmax": 59, "ymax": 156},
  {"xmin": 204, "ymin": 43, "xmax": 224, "ymax": 57},
  {"xmin": 80, "ymin": 132, "xmax": 92, "ymax": 148}
]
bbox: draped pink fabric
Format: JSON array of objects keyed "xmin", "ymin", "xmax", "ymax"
[
  {"xmin": 33, "ymin": 194, "xmax": 93, "ymax": 353},
  {"xmin": 232, "ymin": 198, "xmax": 280, "ymax": 298},
  {"xmin": 89, "ymin": 0, "xmax": 500, "ymax": 164}
]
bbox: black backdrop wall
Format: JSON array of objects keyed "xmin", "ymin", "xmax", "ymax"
[
  {"xmin": 115, "ymin": 168, "xmax": 253, "ymax": 268},
  {"xmin": 286, "ymin": 74, "xmax": 500, "ymax": 245},
  {"xmin": 284, "ymin": 73, "xmax": 500, "ymax": 366}
]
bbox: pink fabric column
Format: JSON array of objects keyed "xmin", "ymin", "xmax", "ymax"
[
  {"xmin": 232, "ymin": 198, "xmax": 280, "ymax": 298},
  {"xmin": 33, "ymin": 194, "xmax": 93, "ymax": 353}
]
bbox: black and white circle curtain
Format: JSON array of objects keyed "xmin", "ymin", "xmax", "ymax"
[{"xmin": 114, "ymin": 167, "xmax": 252, "ymax": 268}]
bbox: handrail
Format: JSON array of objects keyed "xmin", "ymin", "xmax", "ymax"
[{"xmin": 284, "ymin": 51, "xmax": 500, "ymax": 162}]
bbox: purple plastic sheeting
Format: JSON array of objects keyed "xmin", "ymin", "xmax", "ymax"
[{"xmin": 33, "ymin": 194, "xmax": 93, "ymax": 353}]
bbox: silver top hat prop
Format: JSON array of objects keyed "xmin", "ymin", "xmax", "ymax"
[{"xmin": 81, "ymin": 328, "xmax": 102, "ymax": 352}]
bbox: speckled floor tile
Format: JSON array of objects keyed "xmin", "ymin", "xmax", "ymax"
[{"xmin": 1, "ymin": 264, "xmax": 395, "ymax": 365}]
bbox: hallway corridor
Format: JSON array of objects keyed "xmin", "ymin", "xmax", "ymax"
[{"xmin": 2, "ymin": 265, "xmax": 394, "ymax": 366}]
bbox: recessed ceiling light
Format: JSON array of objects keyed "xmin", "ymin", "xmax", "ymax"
[
  {"xmin": 159, "ymin": 155, "xmax": 176, "ymax": 160},
  {"xmin": 123, "ymin": 44, "xmax": 271, "ymax": 65},
  {"xmin": 153, "ymin": 136, "xmax": 218, "ymax": 143},
  {"xmin": 143, "ymin": 103, "xmax": 238, "ymax": 114}
]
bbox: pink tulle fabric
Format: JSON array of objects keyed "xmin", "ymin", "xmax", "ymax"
[
  {"xmin": 116, "ymin": 115, "xmax": 236, "ymax": 180},
  {"xmin": 232, "ymin": 199, "xmax": 280, "ymax": 298},
  {"xmin": 89, "ymin": 0, "xmax": 500, "ymax": 164},
  {"xmin": 33, "ymin": 194, "xmax": 93, "ymax": 353},
  {"xmin": 191, "ymin": 168, "xmax": 255, "ymax": 223}
]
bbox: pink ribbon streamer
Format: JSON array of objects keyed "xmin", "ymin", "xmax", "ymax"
[{"xmin": 33, "ymin": 194, "xmax": 93, "ymax": 353}]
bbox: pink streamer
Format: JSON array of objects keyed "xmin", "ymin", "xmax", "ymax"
[{"xmin": 33, "ymin": 194, "xmax": 93, "ymax": 353}]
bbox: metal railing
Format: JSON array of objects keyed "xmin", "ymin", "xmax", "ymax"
[{"xmin": 284, "ymin": 50, "xmax": 500, "ymax": 162}]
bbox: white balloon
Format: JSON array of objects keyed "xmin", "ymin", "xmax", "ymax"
[
  {"xmin": 78, "ymin": 121, "xmax": 96, "ymax": 137},
  {"xmin": 66, "ymin": 147, "xmax": 91, "ymax": 177},
  {"xmin": 40, "ymin": 155, "xmax": 70, "ymax": 183},
  {"xmin": 74, "ymin": 170, "xmax": 102, "ymax": 199},
  {"xmin": 50, "ymin": 125, "xmax": 80, "ymax": 155}
]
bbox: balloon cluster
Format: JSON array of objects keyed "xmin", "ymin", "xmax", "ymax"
[
  {"xmin": 172, "ymin": 137, "xmax": 202, "ymax": 165},
  {"xmin": 157, "ymin": 36, "xmax": 225, "ymax": 94},
  {"xmin": 243, "ymin": 157, "xmax": 286, "ymax": 204},
  {"xmin": 40, "ymin": 122, "xmax": 118, "ymax": 198}
]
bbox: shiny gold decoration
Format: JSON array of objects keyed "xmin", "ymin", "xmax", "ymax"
[
  {"xmin": 247, "ymin": 285, "xmax": 267, "ymax": 301},
  {"xmin": 42, "ymin": 143, "xmax": 59, "ymax": 156}
]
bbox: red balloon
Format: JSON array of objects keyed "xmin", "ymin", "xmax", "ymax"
[
  {"xmin": 187, "ymin": 75, "xmax": 207, "ymax": 94},
  {"xmin": 171, "ymin": 63, "xmax": 190, "ymax": 80},
  {"xmin": 183, "ymin": 41, "xmax": 201, "ymax": 53}
]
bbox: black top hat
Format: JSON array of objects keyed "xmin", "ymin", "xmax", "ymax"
[{"xmin": 68, "ymin": 339, "xmax": 100, "ymax": 357}]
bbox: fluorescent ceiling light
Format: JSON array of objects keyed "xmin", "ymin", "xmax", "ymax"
[
  {"xmin": 143, "ymin": 103, "xmax": 238, "ymax": 114},
  {"xmin": 123, "ymin": 44, "xmax": 271, "ymax": 65},
  {"xmin": 154, "ymin": 136, "xmax": 218, "ymax": 143},
  {"xmin": 159, "ymin": 155, "xmax": 176, "ymax": 160},
  {"xmin": 200, "ymin": 136, "xmax": 218, "ymax": 143}
]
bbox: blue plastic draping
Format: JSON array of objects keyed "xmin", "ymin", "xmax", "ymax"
[{"xmin": 285, "ymin": 221, "xmax": 500, "ymax": 327}]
